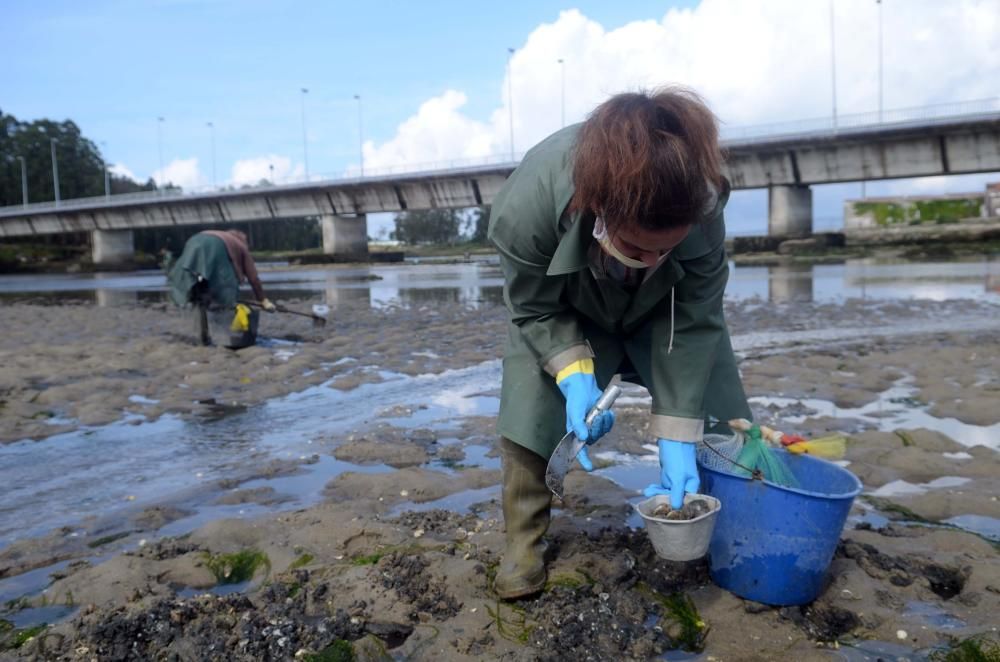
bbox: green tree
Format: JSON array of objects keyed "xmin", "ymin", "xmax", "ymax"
[
  {"xmin": 1, "ymin": 110, "xmax": 323, "ymax": 261},
  {"xmin": 0, "ymin": 109, "xmax": 156, "ymax": 207},
  {"xmin": 391, "ymin": 208, "xmax": 462, "ymax": 245}
]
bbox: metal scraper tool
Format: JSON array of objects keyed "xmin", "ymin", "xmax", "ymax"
[{"xmin": 544, "ymin": 383, "xmax": 622, "ymax": 498}]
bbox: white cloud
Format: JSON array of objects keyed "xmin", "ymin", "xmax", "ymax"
[
  {"xmin": 359, "ymin": 91, "xmax": 496, "ymax": 173},
  {"xmin": 362, "ymin": 1, "xmax": 1000, "ymax": 171},
  {"xmin": 345, "ymin": 0, "xmax": 999, "ymax": 234},
  {"xmin": 108, "ymin": 163, "xmax": 138, "ymax": 182},
  {"xmin": 152, "ymin": 158, "xmax": 202, "ymax": 190},
  {"xmin": 230, "ymin": 155, "xmax": 305, "ymax": 186}
]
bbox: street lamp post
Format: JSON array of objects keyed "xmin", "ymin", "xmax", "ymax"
[
  {"xmin": 558, "ymin": 58, "xmax": 566, "ymax": 128},
  {"xmin": 100, "ymin": 141, "xmax": 110, "ymax": 200},
  {"xmin": 354, "ymin": 94, "xmax": 364, "ymax": 177},
  {"xmin": 829, "ymin": 0, "xmax": 838, "ymax": 128},
  {"xmin": 877, "ymin": 0, "xmax": 883, "ymax": 123},
  {"xmin": 269, "ymin": 163, "xmax": 275, "ymax": 184},
  {"xmin": 156, "ymin": 117, "xmax": 165, "ymax": 192},
  {"xmin": 50, "ymin": 138, "xmax": 60, "ymax": 205},
  {"xmin": 507, "ymin": 47, "xmax": 515, "ymax": 160},
  {"xmin": 207, "ymin": 121, "xmax": 217, "ymax": 187},
  {"xmin": 16, "ymin": 156, "xmax": 27, "ymax": 207},
  {"xmin": 300, "ymin": 88, "xmax": 310, "ymax": 181}
]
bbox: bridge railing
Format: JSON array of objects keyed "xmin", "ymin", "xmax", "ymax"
[
  {"xmin": 0, "ymin": 155, "xmax": 526, "ymax": 218},
  {"xmin": 721, "ymin": 97, "xmax": 1000, "ymax": 144},
  {"xmin": 2, "ymin": 98, "xmax": 999, "ymax": 217}
]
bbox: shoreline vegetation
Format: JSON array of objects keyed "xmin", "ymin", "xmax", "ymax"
[{"xmin": 2, "ymin": 219, "xmax": 1000, "ymax": 275}]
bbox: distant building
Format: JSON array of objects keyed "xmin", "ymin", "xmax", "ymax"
[
  {"xmin": 987, "ymin": 182, "xmax": 1000, "ymax": 218},
  {"xmin": 843, "ymin": 183, "xmax": 998, "ymax": 230}
]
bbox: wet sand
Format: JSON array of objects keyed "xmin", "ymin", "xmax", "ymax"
[
  {"xmin": 1, "ymin": 285, "xmax": 999, "ymax": 660},
  {"xmin": 0, "ymin": 297, "xmax": 506, "ymax": 444}
]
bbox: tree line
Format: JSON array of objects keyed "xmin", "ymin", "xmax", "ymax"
[
  {"xmin": 0, "ymin": 109, "xmax": 157, "ymax": 207},
  {"xmin": 2, "ymin": 110, "xmax": 493, "ymax": 256},
  {"xmin": 389, "ymin": 206, "xmax": 490, "ymax": 245}
]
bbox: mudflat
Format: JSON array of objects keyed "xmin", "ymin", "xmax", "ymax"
[{"xmin": 1, "ymin": 284, "xmax": 998, "ymax": 660}]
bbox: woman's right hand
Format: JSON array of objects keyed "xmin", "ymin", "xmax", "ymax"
[{"xmin": 556, "ymin": 365, "xmax": 614, "ymax": 443}]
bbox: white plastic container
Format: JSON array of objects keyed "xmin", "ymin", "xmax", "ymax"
[{"xmin": 635, "ymin": 493, "xmax": 722, "ymax": 562}]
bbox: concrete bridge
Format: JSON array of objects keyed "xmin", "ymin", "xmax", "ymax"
[{"xmin": 2, "ymin": 102, "xmax": 999, "ymax": 264}]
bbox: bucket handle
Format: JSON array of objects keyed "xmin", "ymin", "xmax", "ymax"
[{"xmin": 702, "ymin": 436, "xmax": 765, "ymax": 482}]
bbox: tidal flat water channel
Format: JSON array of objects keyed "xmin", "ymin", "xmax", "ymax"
[{"xmin": 1, "ymin": 255, "xmax": 999, "ymax": 616}]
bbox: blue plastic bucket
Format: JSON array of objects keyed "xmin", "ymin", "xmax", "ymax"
[{"xmin": 698, "ymin": 450, "xmax": 862, "ymax": 605}]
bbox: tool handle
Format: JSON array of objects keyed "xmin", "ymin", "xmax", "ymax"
[
  {"xmin": 728, "ymin": 418, "xmax": 786, "ymax": 446},
  {"xmin": 585, "ymin": 384, "xmax": 622, "ymax": 426},
  {"xmin": 241, "ymin": 299, "xmax": 320, "ymax": 320}
]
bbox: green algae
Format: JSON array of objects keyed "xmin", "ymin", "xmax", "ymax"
[
  {"xmin": 1, "ymin": 622, "xmax": 47, "ymax": 651},
  {"xmin": 289, "ymin": 553, "xmax": 315, "ymax": 570},
  {"xmin": 303, "ymin": 639, "xmax": 355, "ymax": 662},
  {"xmin": 639, "ymin": 584, "xmax": 708, "ymax": 653},
  {"xmin": 350, "ymin": 552, "xmax": 383, "ymax": 566},
  {"xmin": 546, "ymin": 573, "xmax": 586, "ymax": 590},
  {"xmin": 930, "ymin": 634, "xmax": 1000, "ymax": 662},
  {"xmin": 486, "ymin": 600, "xmax": 535, "ymax": 644},
  {"xmin": 87, "ymin": 530, "xmax": 132, "ymax": 548},
  {"xmin": 203, "ymin": 549, "xmax": 270, "ymax": 584},
  {"xmin": 546, "ymin": 568, "xmax": 594, "ymax": 591}
]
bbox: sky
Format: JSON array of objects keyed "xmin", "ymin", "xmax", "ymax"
[{"xmin": 4, "ymin": 0, "xmax": 999, "ymax": 237}]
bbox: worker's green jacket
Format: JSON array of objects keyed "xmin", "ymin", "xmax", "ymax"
[
  {"xmin": 167, "ymin": 233, "xmax": 240, "ymax": 308},
  {"xmin": 488, "ymin": 125, "xmax": 751, "ymax": 459}
]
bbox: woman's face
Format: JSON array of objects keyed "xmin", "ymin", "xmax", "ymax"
[{"xmin": 608, "ymin": 223, "xmax": 692, "ymax": 268}]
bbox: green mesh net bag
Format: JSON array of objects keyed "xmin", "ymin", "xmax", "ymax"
[{"xmin": 698, "ymin": 426, "xmax": 799, "ymax": 488}]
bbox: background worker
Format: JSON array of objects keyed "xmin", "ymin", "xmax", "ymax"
[
  {"xmin": 487, "ymin": 87, "xmax": 752, "ymax": 600},
  {"xmin": 167, "ymin": 229, "xmax": 277, "ymax": 345}
]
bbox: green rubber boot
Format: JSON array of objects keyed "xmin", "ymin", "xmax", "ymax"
[{"xmin": 494, "ymin": 437, "xmax": 552, "ymax": 600}]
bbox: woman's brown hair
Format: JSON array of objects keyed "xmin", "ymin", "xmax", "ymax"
[{"xmin": 570, "ymin": 86, "xmax": 724, "ymax": 231}]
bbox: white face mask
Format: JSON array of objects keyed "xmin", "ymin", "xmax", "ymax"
[{"xmin": 593, "ymin": 217, "xmax": 649, "ymax": 269}]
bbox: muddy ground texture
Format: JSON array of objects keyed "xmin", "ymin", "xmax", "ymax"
[
  {"xmin": 1, "ymin": 293, "xmax": 999, "ymax": 660},
  {"xmin": 1, "ymin": 294, "xmax": 997, "ymax": 445}
]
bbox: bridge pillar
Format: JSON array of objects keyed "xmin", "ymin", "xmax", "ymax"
[
  {"xmin": 91, "ymin": 229, "xmax": 135, "ymax": 265},
  {"xmin": 768, "ymin": 185, "xmax": 813, "ymax": 237},
  {"xmin": 320, "ymin": 214, "xmax": 369, "ymax": 259}
]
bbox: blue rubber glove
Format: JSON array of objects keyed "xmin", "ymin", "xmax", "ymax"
[
  {"xmin": 643, "ymin": 439, "xmax": 700, "ymax": 509},
  {"xmin": 556, "ymin": 372, "xmax": 615, "ymax": 444},
  {"xmin": 556, "ymin": 364, "xmax": 614, "ymax": 472}
]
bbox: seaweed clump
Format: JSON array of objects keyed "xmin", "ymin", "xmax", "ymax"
[{"xmin": 203, "ymin": 549, "xmax": 271, "ymax": 584}]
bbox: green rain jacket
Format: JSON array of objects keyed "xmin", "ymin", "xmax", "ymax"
[
  {"xmin": 167, "ymin": 233, "xmax": 241, "ymax": 308},
  {"xmin": 488, "ymin": 125, "xmax": 751, "ymax": 459}
]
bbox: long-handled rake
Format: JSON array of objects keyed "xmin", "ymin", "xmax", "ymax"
[{"xmin": 240, "ymin": 299, "xmax": 327, "ymax": 327}]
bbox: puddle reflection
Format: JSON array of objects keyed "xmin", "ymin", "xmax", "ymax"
[
  {"xmin": 5, "ymin": 604, "xmax": 77, "ymax": 629},
  {"xmin": 3, "ymin": 257, "xmax": 998, "ymax": 308},
  {"xmin": 727, "ymin": 257, "xmax": 1000, "ymax": 303},
  {"xmin": 386, "ymin": 485, "xmax": 500, "ymax": 518},
  {"xmin": 767, "ymin": 263, "xmax": 814, "ymax": 302}
]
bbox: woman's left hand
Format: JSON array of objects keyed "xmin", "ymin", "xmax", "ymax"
[{"xmin": 643, "ymin": 439, "xmax": 700, "ymax": 508}]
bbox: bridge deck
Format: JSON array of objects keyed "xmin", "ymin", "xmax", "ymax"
[{"xmin": 2, "ymin": 108, "xmax": 999, "ymax": 239}]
